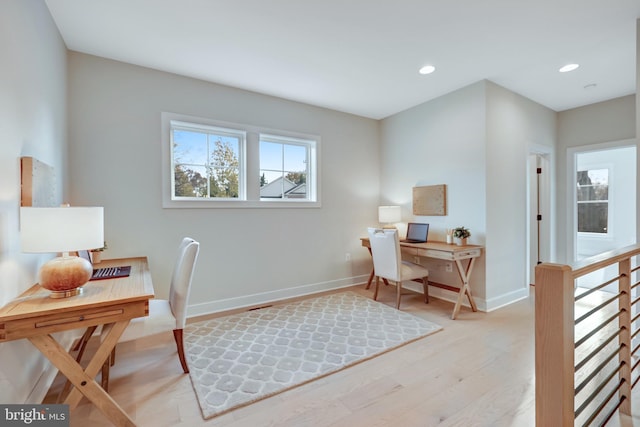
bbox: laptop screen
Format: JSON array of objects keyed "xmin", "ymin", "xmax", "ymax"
[{"xmin": 406, "ymin": 223, "xmax": 429, "ymax": 242}]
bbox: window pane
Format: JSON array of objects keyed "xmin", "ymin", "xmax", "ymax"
[
  {"xmin": 284, "ymin": 144, "xmax": 307, "ymax": 172},
  {"xmin": 578, "ymin": 202, "xmax": 608, "ymax": 233},
  {"xmin": 260, "ymin": 170, "xmax": 282, "ymax": 187},
  {"xmin": 577, "ymin": 169, "xmax": 608, "ymax": 201},
  {"xmin": 173, "ymin": 130, "xmax": 207, "ymax": 165},
  {"xmin": 260, "ymin": 141, "xmax": 283, "ymax": 171},
  {"xmin": 260, "ymin": 137, "xmax": 311, "ymax": 200},
  {"xmin": 577, "ymin": 168, "xmax": 609, "ymax": 233},
  {"xmin": 174, "ymin": 165, "xmax": 208, "ymax": 198},
  {"xmin": 208, "ymin": 136, "xmax": 240, "ymax": 199}
]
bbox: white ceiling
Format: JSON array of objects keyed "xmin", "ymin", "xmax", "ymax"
[{"xmin": 45, "ymin": 0, "xmax": 640, "ymax": 120}]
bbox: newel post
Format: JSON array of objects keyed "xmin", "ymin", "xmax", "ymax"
[{"xmin": 535, "ymin": 263, "xmax": 575, "ymax": 426}]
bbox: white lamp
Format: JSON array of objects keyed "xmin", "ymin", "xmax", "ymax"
[
  {"xmin": 378, "ymin": 206, "xmax": 401, "ymax": 229},
  {"xmin": 20, "ymin": 207, "xmax": 104, "ymax": 298}
]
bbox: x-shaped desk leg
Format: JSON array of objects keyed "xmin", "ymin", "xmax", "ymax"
[
  {"xmin": 451, "ymin": 257, "xmax": 478, "ymax": 320},
  {"xmin": 29, "ymin": 320, "xmax": 134, "ymax": 427}
]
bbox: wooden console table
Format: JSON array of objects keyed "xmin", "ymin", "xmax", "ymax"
[
  {"xmin": 0, "ymin": 257, "xmax": 154, "ymax": 426},
  {"xmin": 361, "ymin": 238, "xmax": 483, "ymax": 319}
]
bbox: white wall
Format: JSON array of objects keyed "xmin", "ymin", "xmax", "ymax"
[
  {"xmin": 485, "ymin": 82, "xmax": 556, "ymax": 307},
  {"xmin": 380, "ymin": 81, "xmax": 557, "ymax": 310},
  {"xmin": 557, "ymin": 95, "xmax": 636, "ymax": 263},
  {"xmin": 0, "ymin": 0, "xmax": 68, "ymax": 404},
  {"xmin": 67, "ymin": 53, "xmax": 380, "ymax": 315},
  {"xmin": 380, "ymin": 82, "xmax": 487, "ymax": 300}
]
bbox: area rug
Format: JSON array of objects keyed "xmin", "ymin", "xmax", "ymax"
[{"xmin": 184, "ymin": 291, "xmax": 442, "ymax": 419}]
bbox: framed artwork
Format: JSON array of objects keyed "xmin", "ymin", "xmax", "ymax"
[
  {"xmin": 413, "ymin": 184, "xmax": 447, "ymax": 216},
  {"xmin": 21, "ymin": 156, "xmax": 55, "ymax": 207}
]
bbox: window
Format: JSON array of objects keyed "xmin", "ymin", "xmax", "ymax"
[
  {"xmin": 172, "ymin": 122, "xmax": 244, "ymax": 200},
  {"xmin": 162, "ymin": 112, "xmax": 319, "ymax": 208},
  {"xmin": 577, "ymin": 168, "xmax": 609, "ymax": 233},
  {"xmin": 259, "ymin": 135, "xmax": 314, "ymax": 201}
]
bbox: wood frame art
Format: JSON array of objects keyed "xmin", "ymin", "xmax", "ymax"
[
  {"xmin": 21, "ymin": 156, "xmax": 55, "ymax": 207},
  {"xmin": 413, "ymin": 184, "xmax": 447, "ymax": 216}
]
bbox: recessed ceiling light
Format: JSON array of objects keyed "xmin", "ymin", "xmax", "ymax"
[
  {"xmin": 419, "ymin": 65, "xmax": 436, "ymax": 75},
  {"xmin": 559, "ymin": 63, "xmax": 579, "ymax": 73}
]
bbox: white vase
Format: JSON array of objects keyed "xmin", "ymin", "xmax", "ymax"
[{"xmin": 454, "ymin": 237, "xmax": 467, "ymax": 246}]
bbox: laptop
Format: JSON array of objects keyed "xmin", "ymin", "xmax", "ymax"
[
  {"xmin": 402, "ymin": 222, "xmax": 429, "ymax": 243},
  {"xmin": 77, "ymin": 250, "xmax": 132, "ymax": 280}
]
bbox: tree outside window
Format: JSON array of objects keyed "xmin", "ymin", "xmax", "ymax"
[{"xmin": 172, "ymin": 126, "xmax": 241, "ymax": 199}]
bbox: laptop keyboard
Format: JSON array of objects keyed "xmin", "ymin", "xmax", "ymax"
[{"xmin": 90, "ymin": 266, "xmax": 131, "ymax": 280}]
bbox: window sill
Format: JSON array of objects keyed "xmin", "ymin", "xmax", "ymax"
[{"xmin": 162, "ymin": 199, "xmax": 321, "ymax": 209}]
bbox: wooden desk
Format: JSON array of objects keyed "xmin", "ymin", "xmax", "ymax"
[
  {"xmin": 0, "ymin": 257, "xmax": 154, "ymax": 427},
  {"xmin": 360, "ymin": 238, "xmax": 483, "ymax": 319}
]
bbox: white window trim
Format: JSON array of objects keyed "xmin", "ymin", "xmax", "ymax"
[
  {"xmin": 171, "ymin": 120, "xmax": 247, "ymax": 201},
  {"xmin": 576, "ymin": 165, "xmax": 612, "ymax": 238},
  {"xmin": 162, "ymin": 112, "xmax": 321, "ymax": 208},
  {"xmin": 259, "ymin": 133, "xmax": 317, "ymax": 202}
]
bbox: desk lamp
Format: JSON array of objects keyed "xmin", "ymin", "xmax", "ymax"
[
  {"xmin": 378, "ymin": 205, "xmax": 401, "ymax": 229},
  {"xmin": 20, "ymin": 207, "xmax": 104, "ymax": 298}
]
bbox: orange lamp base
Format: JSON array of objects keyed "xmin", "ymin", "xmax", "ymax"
[{"xmin": 39, "ymin": 256, "xmax": 92, "ymax": 298}]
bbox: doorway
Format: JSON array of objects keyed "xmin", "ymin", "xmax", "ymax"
[
  {"xmin": 569, "ymin": 142, "xmax": 636, "ymax": 290},
  {"xmin": 527, "ymin": 148, "xmax": 552, "ymax": 287}
]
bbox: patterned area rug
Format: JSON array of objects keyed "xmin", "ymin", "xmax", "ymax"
[{"xmin": 184, "ymin": 291, "xmax": 442, "ymax": 419}]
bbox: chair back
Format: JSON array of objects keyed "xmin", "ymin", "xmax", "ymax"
[
  {"xmin": 367, "ymin": 227, "xmax": 402, "ymax": 282},
  {"xmin": 169, "ymin": 238, "xmax": 200, "ymax": 329}
]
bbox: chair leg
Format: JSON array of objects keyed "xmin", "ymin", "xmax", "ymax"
[
  {"xmin": 101, "ymin": 356, "xmax": 110, "ymax": 392},
  {"xmin": 396, "ymin": 281, "xmax": 402, "ymax": 309},
  {"xmin": 373, "ymin": 276, "xmax": 380, "ymax": 301},
  {"xmin": 110, "ymin": 346, "xmax": 116, "ymax": 366},
  {"xmin": 173, "ymin": 329, "xmax": 189, "ymax": 373},
  {"xmin": 423, "ymin": 277, "xmax": 429, "ymax": 304}
]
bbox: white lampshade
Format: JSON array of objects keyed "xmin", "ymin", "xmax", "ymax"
[
  {"xmin": 20, "ymin": 207, "xmax": 104, "ymax": 298},
  {"xmin": 20, "ymin": 207, "xmax": 104, "ymax": 253},
  {"xmin": 378, "ymin": 206, "xmax": 401, "ymax": 224}
]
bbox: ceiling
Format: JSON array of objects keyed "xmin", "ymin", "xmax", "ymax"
[{"xmin": 45, "ymin": 0, "xmax": 640, "ymax": 120}]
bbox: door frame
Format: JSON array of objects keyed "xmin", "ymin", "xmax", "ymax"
[
  {"xmin": 527, "ymin": 144, "xmax": 553, "ymax": 287},
  {"xmin": 566, "ymin": 139, "xmax": 637, "ymax": 263}
]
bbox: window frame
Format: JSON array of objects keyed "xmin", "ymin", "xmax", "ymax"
[
  {"xmin": 259, "ymin": 133, "xmax": 317, "ymax": 202},
  {"xmin": 171, "ymin": 120, "xmax": 246, "ymax": 201},
  {"xmin": 576, "ymin": 167, "xmax": 611, "ymax": 237},
  {"xmin": 162, "ymin": 112, "xmax": 321, "ymax": 208}
]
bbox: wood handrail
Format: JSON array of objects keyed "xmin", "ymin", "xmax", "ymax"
[
  {"xmin": 535, "ymin": 245, "xmax": 640, "ymax": 425},
  {"xmin": 570, "ymin": 244, "xmax": 640, "ymax": 278}
]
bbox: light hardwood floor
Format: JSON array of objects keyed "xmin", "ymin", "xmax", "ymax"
[{"xmin": 41, "ymin": 285, "xmax": 640, "ymax": 426}]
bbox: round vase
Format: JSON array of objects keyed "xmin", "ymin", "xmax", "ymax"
[{"xmin": 455, "ymin": 237, "xmax": 467, "ymax": 246}]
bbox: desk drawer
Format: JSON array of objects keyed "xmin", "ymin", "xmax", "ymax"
[
  {"xmin": 401, "ymin": 247, "xmax": 418, "ymax": 257},
  {"xmin": 0, "ymin": 301, "xmax": 148, "ymax": 342},
  {"xmin": 416, "ymin": 248, "xmax": 482, "ymax": 260}
]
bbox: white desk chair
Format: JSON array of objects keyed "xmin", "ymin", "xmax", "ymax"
[
  {"xmin": 61, "ymin": 238, "xmax": 200, "ymax": 398},
  {"xmin": 113, "ymin": 238, "xmax": 200, "ymax": 374},
  {"xmin": 367, "ymin": 227, "xmax": 429, "ymax": 309}
]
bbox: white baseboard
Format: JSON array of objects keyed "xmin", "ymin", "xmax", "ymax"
[
  {"xmin": 400, "ymin": 282, "xmax": 530, "ymax": 313},
  {"xmin": 187, "ymin": 274, "xmax": 370, "ymax": 317},
  {"xmin": 483, "ymin": 286, "xmax": 530, "ymax": 312}
]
